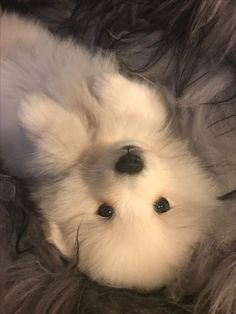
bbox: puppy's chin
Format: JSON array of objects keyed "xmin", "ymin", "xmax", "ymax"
[
  {"xmin": 78, "ymin": 255, "xmax": 184, "ymax": 291},
  {"xmin": 77, "ymin": 234, "xmax": 198, "ymax": 291},
  {"xmin": 45, "ymin": 215, "xmax": 202, "ymax": 291}
]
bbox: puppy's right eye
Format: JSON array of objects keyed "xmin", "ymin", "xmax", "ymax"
[
  {"xmin": 154, "ymin": 197, "xmax": 170, "ymax": 214},
  {"xmin": 97, "ymin": 204, "xmax": 114, "ymax": 219}
]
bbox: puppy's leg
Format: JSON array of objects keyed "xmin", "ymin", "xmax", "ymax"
[{"xmin": 19, "ymin": 93, "xmax": 89, "ymax": 176}]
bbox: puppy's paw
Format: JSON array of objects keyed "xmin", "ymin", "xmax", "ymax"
[{"xmin": 18, "ymin": 93, "xmax": 89, "ymax": 175}]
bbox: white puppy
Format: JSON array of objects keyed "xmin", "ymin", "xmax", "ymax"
[{"xmin": 0, "ymin": 13, "xmax": 220, "ymax": 290}]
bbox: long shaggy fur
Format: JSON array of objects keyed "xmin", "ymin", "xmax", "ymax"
[{"xmin": 0, "ymin": 1, "xmax": 236, "ymax": 314}]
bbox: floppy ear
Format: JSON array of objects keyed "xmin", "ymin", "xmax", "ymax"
[{"xmin": 19, "ymin": 93, "xmax": 89, "ymax": 176}]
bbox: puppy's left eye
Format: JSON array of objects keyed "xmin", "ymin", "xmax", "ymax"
[
  {"xmin": 154, "ymin": 197, "xmax": 170, "ymax": 214},
  {"xmin": 97, "ymin": 204, "xmax": 114, "ymax": 219}
]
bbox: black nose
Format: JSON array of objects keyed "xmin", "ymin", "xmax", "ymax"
[{"xmin": 115, "ymin": 150, "xmax": 144, "ymax": 175}]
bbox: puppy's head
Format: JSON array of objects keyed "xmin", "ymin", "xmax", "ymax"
[{"xmin": 19, "ymin": 75, "xmax": 219, "ymax": 290}]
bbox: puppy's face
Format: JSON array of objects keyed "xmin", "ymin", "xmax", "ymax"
[{"xmin": 19, "ymin": 75, "xmax": 219, "ymax": 290}]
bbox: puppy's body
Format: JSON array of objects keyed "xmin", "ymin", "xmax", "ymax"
[{"xmin": 0, "ymin": 14, "xmax": 220, "ymax": 290}]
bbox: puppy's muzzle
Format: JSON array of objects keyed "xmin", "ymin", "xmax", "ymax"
[{"xmin": 115, "ymin": 145, "xmax": 144, "ymax": 175}]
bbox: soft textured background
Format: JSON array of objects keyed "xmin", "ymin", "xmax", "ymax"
[{"xmin": 0, "ymin": 1, "xmax": 235, "ymax": 313}]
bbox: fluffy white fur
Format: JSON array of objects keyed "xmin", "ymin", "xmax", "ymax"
[{"xmin": 0, "ymin": 14, "xmax": 220, "ymax": 290}]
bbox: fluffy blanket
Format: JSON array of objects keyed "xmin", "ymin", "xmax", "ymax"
[{"xmin": 0, "ymin": 1, "xmax": 235, "ymax": 313}]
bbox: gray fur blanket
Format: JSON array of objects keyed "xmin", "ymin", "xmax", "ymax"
[{"xmin": 0, "ymin": 1, "xmax": 235, "ymax": 313}]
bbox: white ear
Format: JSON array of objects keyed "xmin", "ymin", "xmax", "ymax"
[
  {"xmin": 19, "ymin": 93, "xmax": 89, "ymax": 175},
  {"xmin": 44, "ymin": 222, "xmax": 69, "ymax": 256}
]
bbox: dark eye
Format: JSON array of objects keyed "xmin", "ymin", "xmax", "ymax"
[
  {"xmin": 154, "ymin": 197, "xmax": 170, "ymax": 214},
  {"xmin": 97, "ymin": 204, "xmax": 114, "ymax": 219}
]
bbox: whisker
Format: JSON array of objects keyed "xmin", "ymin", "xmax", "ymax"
[{"xmin": 74, "ymin": 224, "xmax": 80, "ymax": 267}]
